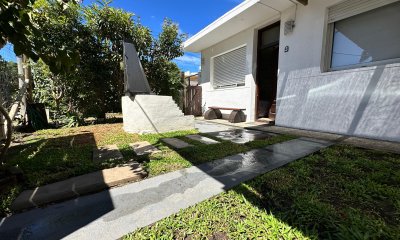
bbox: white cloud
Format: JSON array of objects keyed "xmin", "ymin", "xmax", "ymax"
[{"xmin": 174, "ymin": 55, "xmax": 201, "ymax": 65}]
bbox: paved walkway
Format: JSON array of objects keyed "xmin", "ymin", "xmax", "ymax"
[
  {"xmin": 246, "ymin": 124, "xmax": 400, "ymax": 154},
  {"xmin": 196, "ymin": 119, "xmax": 400, "ymax": 154},
  {"xmin": 0, "ymin": 137, "xmax": 331, "ymax": 240}
]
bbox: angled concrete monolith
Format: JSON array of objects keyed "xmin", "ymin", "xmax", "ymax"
[{"xmin": 121, "ymin": 42, "xmax": 194, "ymax": 134}]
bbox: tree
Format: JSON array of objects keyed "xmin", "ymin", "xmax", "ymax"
[
  {"xmin": 0, "ymin": 0, "xmax": 79, "ymax": 72},
  {"xmin": 0, "ymin": 56, "xmax": 18, "ymax": 162},
  {"xmin": 144, "ymin": 19, "xmax": 186, "ymax": 103},
  {"xmin": 0, "ymin": 57, "xmax": 18, "ymax": 109},
  {"xmin": 31, "ymin": 0, "xmax": 186, "ymax": 119},
  {"xmin": 1, "ymin": 0, "xmax": 186, "ymax": 163},
  {"xmin": 0, "ymin": 0, "xmax": 78, "ymax": 163}
]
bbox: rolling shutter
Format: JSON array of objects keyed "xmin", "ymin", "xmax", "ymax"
[
  {"xmin": 213, "ymin": 46, "xmax": 247, "ymax": 88},
  {"xmin": 328, "ymin": 0, "xmax": 399, "ymax": 23}
]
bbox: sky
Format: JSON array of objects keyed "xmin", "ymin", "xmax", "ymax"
[{"xmin": 0, "ymin": 0, "xmax": 242, "ymax": 73}]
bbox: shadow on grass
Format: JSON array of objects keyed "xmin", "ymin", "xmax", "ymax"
[
  {"xmin": 5, "ymin": 132, "xmax": 98, "ymax": 188},
  {"xmin": 128, "ymin": 135, "xmax": 400, "ymax": 239},
  {"xmin": 1, "ymin": 132, "xmax": 117, "ymax": 239},
  {"xmin": 230, "ymin": 145, "xmax": 400, "ymax": 239}
]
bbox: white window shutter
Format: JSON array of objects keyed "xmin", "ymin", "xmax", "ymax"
[
  {"xmin": 213, "ymin": 46, "xmax": 247, "ymax": 88},
  {"xmin": 328, "ymin": 0, "xmax": 399, "ymax": 23}
]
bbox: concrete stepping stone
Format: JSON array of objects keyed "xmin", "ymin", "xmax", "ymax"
[
  {"xmin": 208, "ymin": 129, "xmax": 276, "ymax": 144},
  {"xmin": 11, "ymin": 163, "xmax": 147, "ymax": 211},
  {"xmin": 186, "ymin": 134, "xmax": 219, "ymax": 145},
  {"xmin": 1, "ymin": 137, "xmax": 332, "ymax": 239},
  {"xmin": 162, "ymin": 138, "xmax": 193, "ymax": 149},
  {"xmin": 93, "ymin": 145, "xmax": 123, "ymax": 163},
  {"xmin": 130, "ymin": 141, "xmax": 161, "ymax": 156}
]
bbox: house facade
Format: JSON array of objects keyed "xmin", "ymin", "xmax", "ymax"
[{"xmin": 184, "ymin": 0, "xmax": 400, "ymax": 142}]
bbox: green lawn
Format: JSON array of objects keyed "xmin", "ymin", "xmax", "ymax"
[
  {"xmin": 125, "ymin": 145, "xmax": 400, "ymax": 240},
  {"xmin": 0, "ymin": 123, "xmax": 294, "ymax": 216}
]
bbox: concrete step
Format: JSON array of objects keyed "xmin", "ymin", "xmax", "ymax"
[
  {"xmin": 162, "ymin": 138, "xmax": 193, "ymax": 149},
  {"xmin": 135, "ymin": 104, "xmax": 184, "ymax": 114},
  {"xmin": 257, "ymin": 118, "xmax": 276, "ymax": 126},
  {"xmin": 122, "ymin": 95, "xmax": 195, "ymax": 134},
  {"xmin": 186, "ymin": 135, "xmax": 220, "ymax": 145},
  {"xmin": 136, "ymin": 102, "xmax": 185, "ymax": 118},
  {"xmin": 130, "ymin": 141, "xmax": 161, "ymax": 156},
  {"xmin": 93, "ymin": 145, "xmax": 124, "ymax": 163},
  {"xmin": 148, "ymin": 116, "xmax": 195, "ymax": 133},
  {"xmin": 11, "ymin": 163, "xmax": 147, "ymax": 212}
]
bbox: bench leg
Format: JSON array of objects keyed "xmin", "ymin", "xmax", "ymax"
[
  {"xmin": 204, "ymin": 109, "xmax": 222, "ymax": 120},
  {"xmin": 228, "ymin": 110, "xmax": 245, "ymax": 123}
]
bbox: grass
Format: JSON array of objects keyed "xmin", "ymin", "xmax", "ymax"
[
  {"xmin": 0, "ymin": 123, "xmax": 294, "ymax": 217},
  {"xmin": 125, "ymin": 145, "xmax": 400, "ymax": 240}
]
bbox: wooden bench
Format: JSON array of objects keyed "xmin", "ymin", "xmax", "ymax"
[{"xmin": 204, "ymin": 106, "xmax": 246, "ymax": 123}]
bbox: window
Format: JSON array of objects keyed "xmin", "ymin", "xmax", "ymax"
[
  {"xmin": 212, "ymin": 46, "xmax": 247, "ymax": 88},
  {"xmin": 327, "ymin": 0, "xmax": 400, "ymax": 70}
]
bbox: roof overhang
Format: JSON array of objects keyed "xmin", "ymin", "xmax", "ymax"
[{"xmin": 184, "ymin": 0, "xmax": 297, "ymax": 52}]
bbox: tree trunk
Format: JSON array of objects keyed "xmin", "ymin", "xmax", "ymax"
[
  {"xmin": 23, "ymin": 55, "xmax": 33, "ymax": 104},
  {"xmin": 8, "ymin": 76, "xmax": 29, "ymax": 121},
  {"xmin": 0, "ymin": 105, "xmax": 12, "ymax": 163},
  {"xmin": 8, "ymin": 56, "xmax": 29, "ymax": 122},
  {"xmin": 0, "ymin": 109, "xmax": 5, "ymax": 141},
  {"xmin": 18, "ymin": 56, "xmax": 27, "ymax": 122}
]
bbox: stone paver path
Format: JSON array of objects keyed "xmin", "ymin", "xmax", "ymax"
[
  {"xmin": 10, "ymin": 163, "xmax": 147, "ymax": 212},
  {"xmin": 0, "ymin": 137, "xmax": 331, "ymax": 240},
  {"xmin": 208, "ymin": 129, "xmax": 276, "ymax": 144},
  {"xmin": 186, "ymin": 134, "xmax": 219, "ymax": 145},
  {"xmin": 130, "ymin": 141, "xmax": 161, "ymax": 156},
  {"xmin": 93, "ymin": 145, "xmax": 123, "ymax": 163},
  {"xmin": 162, "ymin": 138, "xmax": 193, "ymax": 149},
  {"xmin": 195, "ymin": 120, "xmax": 238, "ymax": 133}
]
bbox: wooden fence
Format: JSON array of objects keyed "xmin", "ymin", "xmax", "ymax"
[{"xmin": 184, "ymin": 86, "xmax": 202, "ymax": 116}]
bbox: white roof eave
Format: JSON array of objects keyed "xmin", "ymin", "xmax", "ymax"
[{"xmin": 183, "ymin": 0, "xmax": 294, "ymax": 52}]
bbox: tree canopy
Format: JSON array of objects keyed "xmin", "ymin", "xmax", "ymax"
[
  {"xmin": 28, "ymin": 0, "xmax": 186, "ymax": 120},
  {"xmin": 0, "ymin": 0, "xmax": 79, "ymax": 72}
]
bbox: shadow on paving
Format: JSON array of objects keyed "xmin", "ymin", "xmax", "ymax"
[
  {"xmin": 146, "ymin": 133, "xmax": 333, "ymax": 239},
  {"xmin": 1, "ymin": 132, "xmax": 117, "ymax": 240}
]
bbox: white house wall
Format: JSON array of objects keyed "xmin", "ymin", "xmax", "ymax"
[
  {"xmin": 199, "ymin": 0, "xmax": 400, "ymax": 142},
  {"xmin": 277, "ymin": 0, "xmax": 400, "ymax": 142},
  {"xmin": 200, "ymin": 28, "xmax": 256, "ymax": 121}
]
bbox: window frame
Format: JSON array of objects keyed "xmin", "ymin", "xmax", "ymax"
[
  {"xmin": 210, "ymin": 44, "xmax": 247, "ymax": 89},
  {"xmin": 324, "ymin": 1, "xmax": 400, "ymax": 72}
]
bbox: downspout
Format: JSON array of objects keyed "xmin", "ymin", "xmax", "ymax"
[{"xmin": 289, "ymin": 0, "xmax": 298, "ymax": 22}]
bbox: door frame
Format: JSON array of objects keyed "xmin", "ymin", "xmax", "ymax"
[{"xmin": 254, "ymin": 21, "xmax": 280, "ymax": 120}]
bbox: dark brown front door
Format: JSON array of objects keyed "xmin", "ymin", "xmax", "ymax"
[{"xmin": 256, "ymin": 22, "xmax": 280, "ymax": 120}]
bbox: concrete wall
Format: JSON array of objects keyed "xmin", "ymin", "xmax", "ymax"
[{"xmin": 276, "ymin": 0, "xmax": 400, "ymax": 142}]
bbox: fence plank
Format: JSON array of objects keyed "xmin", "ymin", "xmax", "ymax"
[{"xmin": 184, "ymin": 86, "xmax": 202, "ymax": 116}]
